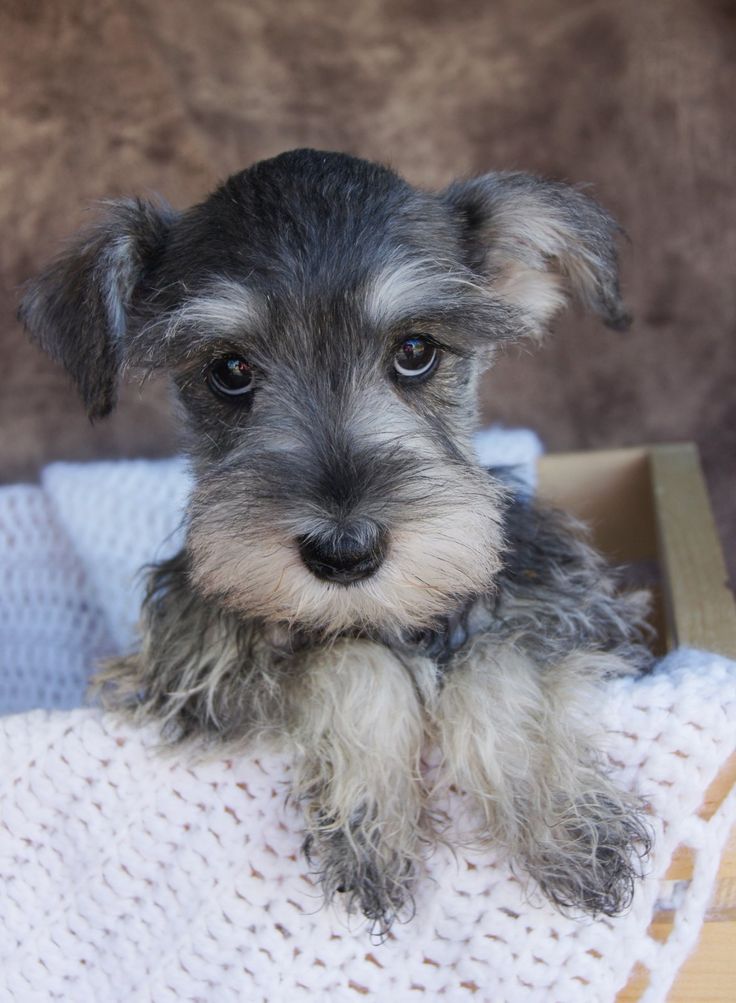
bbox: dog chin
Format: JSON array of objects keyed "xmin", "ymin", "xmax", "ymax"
[{"xmin": 187, "ymin": 511, "xmax": 504, "ymax": 636}]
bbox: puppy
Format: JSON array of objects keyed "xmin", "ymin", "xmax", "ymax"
[{"xmin": 20, "ymin": 149, "xmax": 652, "ymax": 936}]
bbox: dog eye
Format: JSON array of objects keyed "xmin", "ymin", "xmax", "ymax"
[
  {"xmin": 207, "ymin": 356, "xmax": 255, "ymax": 398},
  {"xmin": 393, "ymin": 337, "xmax": 439, "ymax": 380}
]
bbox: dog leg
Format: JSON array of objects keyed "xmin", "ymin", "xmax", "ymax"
[
  {"xmin": 436, "ymin": 639, "xmax": 651, "ymax": 915},
  {"xmin": 288, "ymin": 639, "xmax": 430, "ymax": 936}
]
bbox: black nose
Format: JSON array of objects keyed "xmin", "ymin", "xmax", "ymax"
[{"xmin": 297, "ymin": 522, "xmax": 386, "ymax": 584}]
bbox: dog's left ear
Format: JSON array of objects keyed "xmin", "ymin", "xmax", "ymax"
[
  {"xmin": 19, "ymin": 197, "xmax": 177, "ymax": 419},
  {"xmin": 442, "ymin": 172, "xmax": 630, "ymax": 337}
]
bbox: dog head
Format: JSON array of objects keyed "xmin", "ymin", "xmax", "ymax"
[{"xmin": 20, "ymin": 149, "xmax": 628, "ymax": 635}]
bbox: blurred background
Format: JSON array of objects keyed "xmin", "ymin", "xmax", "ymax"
[{"xmin": 1, "ymin": 0, "xmax": 733, "ymax": 578}]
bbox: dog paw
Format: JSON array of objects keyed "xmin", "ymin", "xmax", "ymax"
[
  {"xmin": 303, "ymin": 823, "xmax": 415, "ymax": 938},
  {"xmin": 524, "ymin": 791, "xmax": 652, "ymax": 917}
]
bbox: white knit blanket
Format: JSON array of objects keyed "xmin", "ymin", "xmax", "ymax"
[{"xmin": 1, "ymin": 430, "xmax": 734, "ymax": 1003}]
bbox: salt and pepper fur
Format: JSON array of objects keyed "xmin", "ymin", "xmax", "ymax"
[{"xmin": 20, "ymin": 149, "xmax": 653, "ymax": 936}]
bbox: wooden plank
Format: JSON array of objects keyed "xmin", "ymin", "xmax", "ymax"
[
  {"xmin": 709, "ymin": 877, "xmax": 736, "ymax": 921},
  {"xmin": 668, "ymin": 832, "xmax": 736, "ymax": 882},
  {"xmin": 656, "ymin": 921, "xmax": 736, "ymax": 1002},
  {"xmin": 617, "ymin": 924, "xmax": 736, "ymax": 1002},
  {"xmin": 649, "ymin": 444, "xmax": 736, "ymax": 659},
  {"xmin": 648, "ymin": 451, "xmax": 736, "ymax": 946},
  {"xmin": 618, "ymin": 962, "xmax": 651, "ymax": 1001},
  {"xmin": 538, "ymin": 448, "xmax": 668, "ymax": 655},
  {"xmin": 538, "ymin": 447, "xmax": 656, "ymax": 562},
  {"xmin": 666, "ymin": 751, "xmax": 736, "ymax": 880},
  {"xmin": 539, "ymin": 446, "xmax": 736, "ymax": 1003}
]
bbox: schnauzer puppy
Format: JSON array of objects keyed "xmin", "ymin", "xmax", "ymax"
[{"xmin": 20, "ymin": 149, "xmax": 652, "ymax": 935}]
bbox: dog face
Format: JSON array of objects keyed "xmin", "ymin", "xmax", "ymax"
[{"xmin": 20, "ymin": 149, "xmax": 628, "ymax": 635}]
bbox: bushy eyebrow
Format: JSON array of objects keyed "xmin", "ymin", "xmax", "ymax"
[
  {"xmin": 143, "ymin": 278, "xmax": 267, "ymax": 354},
  {"xmin": 364, "ymin": 256, "xmax": 486, "ymax": 325},
  {"xmin": 364, "ymin": 256, "xmax": 523, "ymax": 349}
]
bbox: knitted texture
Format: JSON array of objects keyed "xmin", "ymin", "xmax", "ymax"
[
  {"xmin": 1, "ymin": 653, "xmax": 734, "ymax": 1003},
  {"xmin": 0, "ymin": 430, "xmax": 733, "ymax": 1002}
]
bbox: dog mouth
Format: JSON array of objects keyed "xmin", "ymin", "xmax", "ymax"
[
  {"xmin": 296, "ymin": 522, "xmax": 386, "ymax": 585},
  {"xmin": 186, "ymin": 466, "xmax": 505, "ymax": 633}
]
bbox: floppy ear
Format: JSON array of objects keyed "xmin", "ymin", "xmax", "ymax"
[
  {"xmin": 18, "ymin": 197, "xmax": 176, "ymax": 419},
  {"xmin": 442, "ymin": 172, "xmax": 630, "ymax": 337}
]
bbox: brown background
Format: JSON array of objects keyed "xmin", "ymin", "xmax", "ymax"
[{"xmin": 1, "ymin": 0, "xmax": 734, "ymax": 579}]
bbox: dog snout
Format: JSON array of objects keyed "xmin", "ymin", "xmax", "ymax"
[{"xmin": 297, "ymin": 521, "xmax": 386, "ymax": 584}]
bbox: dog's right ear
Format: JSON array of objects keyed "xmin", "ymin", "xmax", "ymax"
[
  {"xmin": 442, "ymin": 172, "xmax": 630, "ymax": 339},
  {"xmin": 18, "ymin": 197, "xmax": 177, "ymax": 419}
]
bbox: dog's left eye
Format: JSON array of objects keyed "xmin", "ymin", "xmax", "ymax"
[
  {"xmin": 207, "ymin": 356, "xmax": 255, "ymax": 398},
  {"xmin": 393, "ymin": 337, "xmax": 439, "ymax": 380}
]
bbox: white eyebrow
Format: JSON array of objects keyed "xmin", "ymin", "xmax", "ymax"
[
  {"xmin": 364, "ymin": 256, "xmax": 484, "ymax": 327},
  {"xmin": 161, "ymin": 278, "xmax": 266, "ymax": 341}
]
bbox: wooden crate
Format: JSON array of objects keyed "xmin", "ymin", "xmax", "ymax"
[{"xmin": 538, "ymin": 444, "xmax": 736, "ymax": 1003}]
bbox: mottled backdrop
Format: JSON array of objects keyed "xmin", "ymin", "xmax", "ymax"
[{"xmin": 1, "ymin": 0, "xmax": 734, "ymax": 576}]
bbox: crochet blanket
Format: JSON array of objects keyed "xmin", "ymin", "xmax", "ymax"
[{"xmin": 1, "ymin": 429, "xmax": 734, "ymax": 1003}]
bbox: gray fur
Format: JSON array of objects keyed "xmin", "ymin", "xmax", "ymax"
[
  {"xmin": 23, "ymin": 149, "xmax": 653, "ymax": 936},
  {"xmin": 18, "ymin": 197, "xmax": 177, "ymax": 418}
]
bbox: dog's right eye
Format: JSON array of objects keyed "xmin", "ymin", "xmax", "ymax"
[
  {"xmin": 393, "ymin": 336, "xmax": 439, "ymax": 381},
  {"xmin": 206, "ymin": 356, "xmax": 255, "ymax": 399}
]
